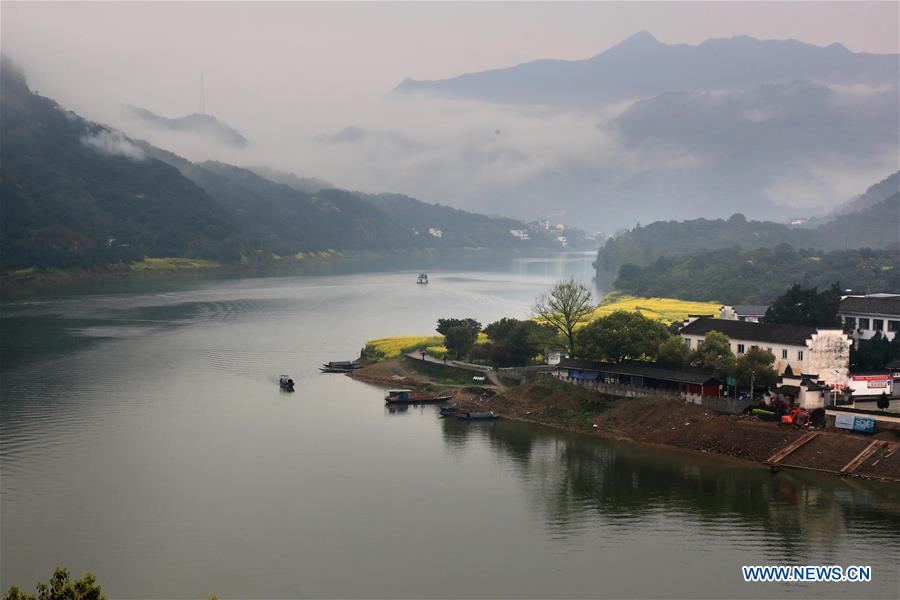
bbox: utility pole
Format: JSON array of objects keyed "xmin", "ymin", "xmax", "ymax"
[
  {"xmin": 200, "ymin": 71, "xmax": 206, "ymax": 115},
  {"xmin": 750, "ymin": 369, "xmax": 755, "ymax": 404}
]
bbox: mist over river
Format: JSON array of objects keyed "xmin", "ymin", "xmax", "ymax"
[{"xmin": 2, "ymin": 253, "xmax": 899, "ymax": 598}]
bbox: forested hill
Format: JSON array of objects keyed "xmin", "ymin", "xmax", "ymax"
[
  {"xmin": 0, "ymin": 60, "xmax": 584, "ymax": 271},
  {"xmin": 615, "ymin": 246, "xmax": 899, "ymax": 304},
  {"xmin": 594, "ymin": 174, "xmax": 900, "ymax": 275},
  {"xmin": 0, "ymin": 58, "xmax": 238, "ymax": 269}
]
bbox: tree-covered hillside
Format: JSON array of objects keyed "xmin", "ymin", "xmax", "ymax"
[
  {"xmin": 0, "ymin": 59, "xmax": 585, "ymax": 271},
  {"xmin": 0, "ymin": 58, "xmax": 239, "ymax": 269},
  {"xmin": 594, "ymin": 175, "xmax": 899, "ymax": 276},
  {"xmin": 615, "ymin": 245, "xmax": 898, "ymax": 304}
]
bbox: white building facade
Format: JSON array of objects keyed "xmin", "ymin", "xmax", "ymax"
[
  {"xmin": 839, "ymin": 295, "xmax": 900, "ymax": 342},
  {"xmin": 680, "ymin": 317, "xmax": 851, "ymax": 387}
]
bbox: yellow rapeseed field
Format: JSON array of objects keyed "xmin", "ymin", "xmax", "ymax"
[
  {"xmin": 365, "ymin": 332, "xmax": 488, "ymax": 358},
  {"xmin": 589, "ymin": 293, "xmax": 720, "ymax": 324}
]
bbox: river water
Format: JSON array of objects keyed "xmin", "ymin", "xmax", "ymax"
[{"xmin": 2, "ymin": 253, "xmax": 899, "ymax": 598}]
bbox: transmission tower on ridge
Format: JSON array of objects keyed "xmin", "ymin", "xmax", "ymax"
[{"xmin": 200, "ymin": 71, "xmax": 206, "ymax": 114}]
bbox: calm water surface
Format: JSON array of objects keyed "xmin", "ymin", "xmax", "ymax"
[{"xmin": 2, "ymin": 253, "xmax": 899, "ymax": 598}]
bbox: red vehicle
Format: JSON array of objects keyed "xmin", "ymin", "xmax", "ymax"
[{"xmin": 781, "ymin": 407, "xmax": 811, "ymax": 427}]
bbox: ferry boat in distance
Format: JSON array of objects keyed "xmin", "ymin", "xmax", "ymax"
[{"xmin": 417, "ymin": 273, "xmax": 429, "ymax": 285}]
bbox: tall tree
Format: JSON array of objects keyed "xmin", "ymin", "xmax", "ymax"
[
  {"xmin": 533, "ymin": 278, "xmax": 595, "ymax": 356},
  {"xmin": 764, "ymin": 283, "xmax": 841, "ymax": 327},
  {"xmin": 691, "ymin": 330, "xmax": 736, "ymax": 378},
  {"xmin": 4, "ymin": 567, "xmax": 105, "ymax": 600},
  {"xmin": 733, "ymin": 347, "xmax": 778, "ymax": 390},
  {"xmin": 436, "ymin": 318, "xmax": 481, "ymax": 337},
  {"xmin": 658, "ymin": 336, "xmax": 691, "ymax": 366},
  {"xmin": 576, "ymin": 311, "xmax": 670, "ymax": 363},
  {"xmin": 443, "ymin": 325, "xmax": 476, "ymax": 359}
]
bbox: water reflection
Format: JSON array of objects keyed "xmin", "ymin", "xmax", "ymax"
[{"xmin": 442, "ymin": 418, "xmax": 900, "ymax": 564}]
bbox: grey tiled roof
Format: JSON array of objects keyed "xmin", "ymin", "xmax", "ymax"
[
  {"xmin": 839, "ymin": 296, "xmax": 900, "ymax": 317},
  {"xmin": 680, "ymin": 317, "xmax": 817, "ymax": 346}
]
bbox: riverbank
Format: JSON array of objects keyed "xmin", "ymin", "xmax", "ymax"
[
  {"xmin": 2, "ymin": 247, "xmax": 589, "ymax": 297},
  {"xmin": 350, "ymin": 358, "xmax": 900, "ymax": 482}
]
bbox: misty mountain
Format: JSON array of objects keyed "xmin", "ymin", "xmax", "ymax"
[
  {"xmin": 248, "ymin": 166, "xmax": 333, "ymax": 194},
  {"xmin": 594, "ymin": 176, "xmax": 900, "ymax": 278},
  {"xmin": 0, "ymin": 59, "xmax": 582, "ymax": 270},
  {"xmin": 394, "ymin": 32, "xmax": 899, "ymax": 106},
  {"xmin": 829, "ymin": 171, "xmax": 899, "ymax": 217},
  {"xmin": 0, "ymin": 58, "xmax": 239, "ymax": 269},
  {"xmin": 126, "ymin": 105, "xmax": 249, "ymax": 148}
]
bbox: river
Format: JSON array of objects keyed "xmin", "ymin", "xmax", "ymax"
[{"xmin": 2, "ymin": 252, "xmax": 899, "ymax": 598}]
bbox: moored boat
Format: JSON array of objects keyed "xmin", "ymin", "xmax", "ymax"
[
  {"xmin": 456, "ymin": 411, "xmax": 500, "ymax": 421},
  {"xmin": 279, "ymin": 375, "xmax": 295, "ymax": 391},
  {"xmin": 385, "ymin": 389, "xmax": 454, "ymax": 404},
  {"xmin": 439, "ymin": 404, "xmax": 458, "ymax": 416},
  {"xmin": 416, "ymin": 273, "xmax": 429, "ymax": 285},
  {"xmin": 320, "ymin": 360, "xmax": 361, "ymax": 373}
]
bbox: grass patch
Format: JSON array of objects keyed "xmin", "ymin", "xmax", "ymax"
[
  {"xmin": 129, "ymin": 257, "xmax": 221, "ymax": 272},
  {"xmin": 401, "ymin": 357, "xmax": 480, "ymax": 385}
]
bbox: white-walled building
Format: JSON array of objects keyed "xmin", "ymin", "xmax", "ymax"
[
  {"xmin": 719, "ymin": 304, "xmax": 768, "ymax": 323},
  {"xmin": 680, "ymin": 317, "xmax": 851, "ymax": 387},
  {"xmin": 839, "ymin": 295, "xmax": 900, "ymax": 342}
]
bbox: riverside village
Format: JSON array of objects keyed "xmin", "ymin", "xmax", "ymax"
[{"xmin": 348, "ymin": 283, "xmax": 900, "ymax": 483}]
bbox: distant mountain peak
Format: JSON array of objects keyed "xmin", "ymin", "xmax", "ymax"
[
  {"xmin": 392, "ymin": 33, "xmax": 898, "ymax": 106},
  {"xmin": 125, "ymin": 105, "xmax": 248, "ymax": 148}
]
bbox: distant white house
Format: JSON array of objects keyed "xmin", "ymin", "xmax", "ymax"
[
  {"xmin": 556, "ymin": 235, "xmax": 568, "ymax": 247},
  {"xmin": 839, "ymin": 295, "xmax": 900, "ymax": 342},
  {"xmin": 509, "ymin": 229, "xmax": 530, "ymax": 240},
  {"xmin": 719, "ymin": 304, "xmax": 768, "ymax": 323},
  {"xmin": 428, "ymin": 227, "xmax": 443, "ymax": 238},
  {"xmin": 544, "ymin": 347, "xmax": 568, "ymax": 365}
]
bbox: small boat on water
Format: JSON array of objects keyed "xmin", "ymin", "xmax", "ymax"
[
  {"xmin": 279, "ymin": 375, "xmax": 295, "ymax": 391},
  {"xmin": 385, "ymin": 389, "xmax": 454, "ymax": 404},
  {"xmin": 456, "ymin": 411, "xmax": 500, "ymax": 421},
  {"xmin": 439, "ymin": 404, "xmax": 458, "ymax": 416},
  {"xmin": 416, "ymin": 273, "xmax": 429, "ymax": 285},
  {"xmin": 320, "ymin": 361, "xmax": 362, "ymax": 373}
]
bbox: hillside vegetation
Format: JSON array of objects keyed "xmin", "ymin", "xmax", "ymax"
[
  {"xmin": 615, "ymin": 246, "xmax": 899, "ymax": 304},
  {"xmin": 0, "ymin": 59, "xmax": 585, "ymax": 272},
  {"xmin": 595, "ymin": 180, "xmax": 899, "ymax": 276}
]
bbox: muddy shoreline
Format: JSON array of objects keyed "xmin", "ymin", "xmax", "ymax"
[{"xmin": 349, "ymin": 358, "xmax": 900, "ymax": 483}]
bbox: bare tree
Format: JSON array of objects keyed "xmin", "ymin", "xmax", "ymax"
[{"xmin": 532, "ymin": 278, "xmax": 595, "ymax": 357}]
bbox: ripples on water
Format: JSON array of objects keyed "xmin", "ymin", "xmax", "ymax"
[{"xmin": 2, "ymin": 258, "xmax": 900, "ymax": 598}]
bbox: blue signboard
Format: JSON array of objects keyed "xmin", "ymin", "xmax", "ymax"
[{"xmin": 852, "ymin": 417, "xmax": 876, "ymax": 433}]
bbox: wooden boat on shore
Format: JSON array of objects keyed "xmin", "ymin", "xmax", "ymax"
[
  {"xmin": 456, "ymin": 411, "xmax": 500, "ymax": 421},
  {"xmin": 320, "ymin": 361, "xmax": 361, "ymax": 373},
  {"xmin": 385, "ymin": 389, "xmax": 454, "ymax": 404},
  {"xmin": 439, "ymin": 404, "xmax": 458, "ymax": 416}
]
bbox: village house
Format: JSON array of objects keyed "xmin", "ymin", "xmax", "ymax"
[
  {"xmin": 679, "ymin": 317, "xmax": 851, "ymax": 387},
  {"xmin": 767, "ymin": 370, "xmax": 830, "ymax": 410},
  {"xmin": 838, "ymin": 294, "xmax": 900, "ymax": 342},
  {"xmin": 719, "ymin": 304, "xmax": 768, "ymax": 323}
]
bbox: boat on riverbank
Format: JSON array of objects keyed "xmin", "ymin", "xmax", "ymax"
[
  {"xmin": 456, "ymin": 411, "xmax": 500, "ymax": 421},
  {"xmin": 385, "ymin": 389, "xmax": 453, "ymax": 404},
  {"xmin": 320, "ymin": 361, "xmax": 362, "ymax": 373}
]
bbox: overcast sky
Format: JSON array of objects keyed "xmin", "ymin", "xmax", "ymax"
[
  {"xmin": 2, "ymin": 2, "xmax": 898, "ymax": 223},
  {"xmin": 4, "ymin": 2, "xmax": 898, "ymax": 118}
]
